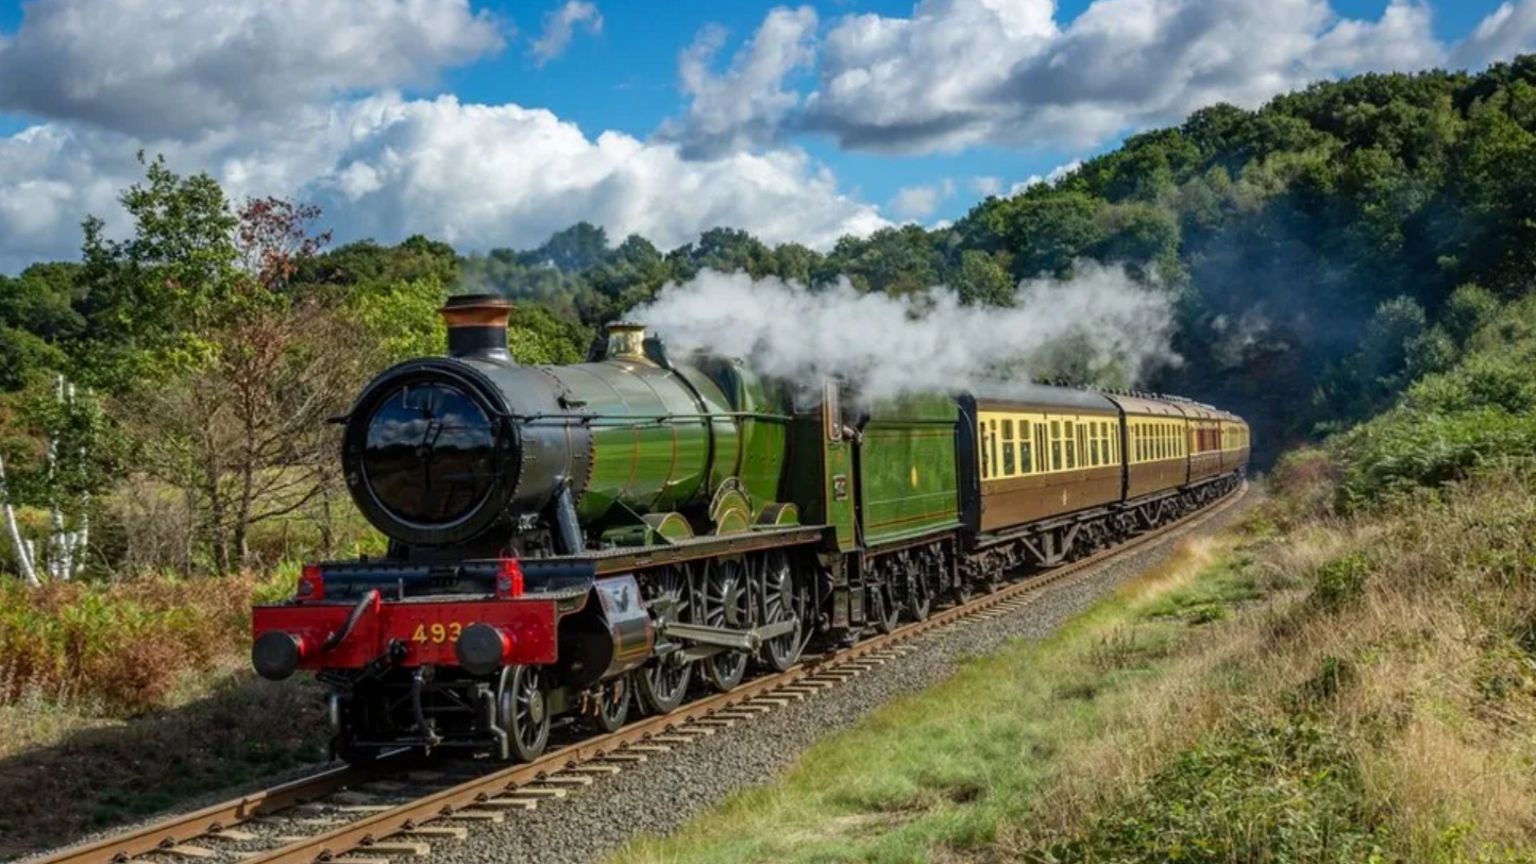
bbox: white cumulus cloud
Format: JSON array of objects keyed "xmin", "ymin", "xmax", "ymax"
[
  {"xmin": 529, "ymin": 1, "xmax": 603, "ymax": 67},
  {"xmin": 1454, "ymin": 0, "xmax": 1536, "ymax": 68},
  {"xmin": 889, "ymin": 179, "xmax": 956, "ymax": 220},
  {"xmin": 0, "ymin": 0, "xmax": 504, "ymax": 139},
  {"xmin": 0, "ymin": 94, "xmax": 888, "ymax": 273},
  {"xmin": 806, "ymin": 0, "xmax": 1448, "ymax": 153},
  {"xmin": 658, "ymin": 5, "xmax": 820, "ymax": 159}
]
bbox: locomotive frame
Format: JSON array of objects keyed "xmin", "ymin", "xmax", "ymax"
[{"xmin": 251, "ymin": 295, "xmax": 1250, "ymax": 763}]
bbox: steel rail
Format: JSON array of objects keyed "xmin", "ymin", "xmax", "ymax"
[{"xmin": 31, "ymin": 482, "xmax": 1246, "ymax": 864}]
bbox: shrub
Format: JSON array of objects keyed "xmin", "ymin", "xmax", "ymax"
[
  {"xmin": 0, "ymin": 571, "xmax": 290, "ymax": 714},
  {"xmin": 1309, "ymin": 553, "xmax": 1370, "ymax": 612},
  {"xmin": 1332, "ymin": 407, "xmax": 1536, "ymax": 511},
  {"xmin": 1037, "ymin": 717, "xmax": 1389, "ymax": 864}
]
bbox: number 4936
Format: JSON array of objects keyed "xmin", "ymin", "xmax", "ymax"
[{"xmin": 411, "ymin": 621, "xmax": 463, "ymax": 644}]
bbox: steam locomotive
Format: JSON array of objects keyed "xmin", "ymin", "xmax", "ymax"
[{"xmin": 251, "ymin": 295, "xmax": 1249, "ymax": 763}]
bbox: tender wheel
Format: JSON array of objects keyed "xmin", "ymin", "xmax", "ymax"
[
  {"xmin": 583, "ymin": 675, "xmax": 631, "ymax": 733},
  {"xmin": 701, "ymin": 558, "xmax": 750, "ymax": 691},
  {"xmin": 498, "ymin": 665, "xmax": 550, "ymax": 762},
  {"xmin": 870, "ymin": 579, "xmax": 900, "ymax": 634},
  {"xmin": 905, "ymin": 562, "xmax": 933, "ymax": 622},
  {"xmin": 761, "ymin": 552, "xmax": 809, "ymax": 671}
]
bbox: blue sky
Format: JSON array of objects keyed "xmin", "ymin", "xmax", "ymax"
[
  {"xmin": 443, "ymin": 0, "xmax": 1506, "ymax": 216},
  {"xmin": 0, "ymin": 0, "xmax": 1533, "ymax": 271}
]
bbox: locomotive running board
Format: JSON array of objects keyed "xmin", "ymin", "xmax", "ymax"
[{"xmin": 662, "ymin": 618, "xmax": 800, "ymax": 653}]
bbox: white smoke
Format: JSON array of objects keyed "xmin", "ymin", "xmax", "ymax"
[{"xmin": 635, "ymin": 261, "xmax": 1181, "ymax": 400}]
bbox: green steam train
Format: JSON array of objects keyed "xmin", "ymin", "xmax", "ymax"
[{"xmin": 251, "ymin": 294, "xmax": 1249, "ymax": 762}]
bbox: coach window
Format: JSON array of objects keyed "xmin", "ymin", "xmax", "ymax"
[
  {"xmin": 989, "ymin": 420, "xmax": 1000, "ymax": 477},
  {"xmin": 1002, "ymin": 419, "xmax": 1017, "ymax": 475},
  {"xmin": 1019, "ymin": 423, "xmax": 1034, "ymax": 474},
  {"xmin": 1077, "ymin": 422, "xmax": 1088, "ymax": 467},
  {"xmin": 978, "ymin": 422, "xmax": 988, "ymax": 479},
  {"xmin": 1064, "ymin": 420, "xmax": 1076, "ymax": 469},
  {"xmin": 1034, "ymin": 423, "xmax": 1047, "ymax": 475},
  {"xmin": 1051, "ymin": 420, "xmax": 1063, "ymax": 471}
]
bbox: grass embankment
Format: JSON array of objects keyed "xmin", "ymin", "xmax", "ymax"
[
  {"xmin": 613, "ymin": 468, "xmax": 1536, "ymax": 863},
  {"xmin": 0, "ymin": 567, "xmax": 329, "ymax": 859}
]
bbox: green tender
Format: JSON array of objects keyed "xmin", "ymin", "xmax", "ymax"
[{"xmin": 855, "ymin": 393, "xmax": 962, "ymax": 546}]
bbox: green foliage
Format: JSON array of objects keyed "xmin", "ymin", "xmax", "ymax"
[
  {"xmin": 1042, "ymin": 718, "xmax": 1389, "ymax": 864},
  {"xmin": 951, "ymin": 249, "xmax": 1014, "ymax": 306},
  {"xmin": 1444, "ymin": 283, "xmax": 1501, "ymax": 346},
  {"xmin": 344, "ymin": 277, "xmax": 448, "ymax": 366},
  {"xmin": 507, "ymin": 304, "xmax": 590, "ymax": 365},
  {"xmin": 1309, "ymin": 553, "xmax": 1371, "ymax": 612},
  {"xmin": 76, "ymin": 154, "xmax": 239, "ymax": 388},
  {"xmin": 1327, "ymin": 302, "xmax": 1536, "ymax": 510},
  {"xmin": 1334, "ymin": 407, "xmax": 1536, "ymax": 509},
  {"xmin": 0, "ymin": 377, "xmax": 121, "ymax": 509}
]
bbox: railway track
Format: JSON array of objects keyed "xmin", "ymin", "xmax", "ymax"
[{"xmin": 30, "ymin": 484, "xmax": 1247, "ymax": 864}]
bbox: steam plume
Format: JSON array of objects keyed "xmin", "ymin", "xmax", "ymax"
[{"xmin": 635, "ymin": 261, "xmax": 1180, "ymax": 400}]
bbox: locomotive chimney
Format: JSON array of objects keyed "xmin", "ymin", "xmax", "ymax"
[{"xmin": 440, "ymin": 294, "xmax": 513, "ymax": 362}]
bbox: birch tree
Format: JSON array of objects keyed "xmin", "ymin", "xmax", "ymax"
[{"xmin": 0, "ymin": 451, "xmax": 39, "ymax": 586}]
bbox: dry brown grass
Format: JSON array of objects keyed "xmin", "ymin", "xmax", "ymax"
[{"xmin": 1008, "ymin": 470, "xmax": 1536, "ymax": 861}]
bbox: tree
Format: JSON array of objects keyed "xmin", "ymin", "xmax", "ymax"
[
  {"xmin": 0, "ymin": 373, "xmax": 116, "ymax": 582},
  {"xmin": 76, "ymin": 154, "xmax": 240, "ymax": 390},
  {"xmin": 524, "ymin": 222, "xmax": 611, "ymax": 271},
  {"xmin": 127, "ymin": 299, "xmax": 365, "ymax": 571},
  {"xmin": 1443, "ymin": 282, "xmax": 1500, "ymax": 346},
  {"xmin": 951, "ymin": 250, "xmax": 1013, "ymax": 306},
  {"xmin": 1359, "ymin": 295, "xmax": 1429, "ymax": 405},
  {"xmin": 102, "ymin": 186, "xmax": 365, "ymax": 572}
]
